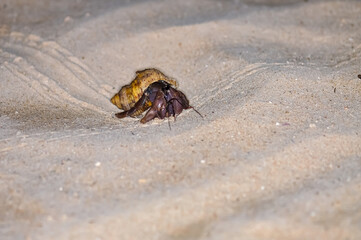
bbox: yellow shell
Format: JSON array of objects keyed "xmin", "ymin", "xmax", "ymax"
[{"xmin": 111, "ymin": 68, "xmax": 178, "ymax": 110}]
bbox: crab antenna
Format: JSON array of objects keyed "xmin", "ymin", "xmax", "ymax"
[
  {"xmin": 167, "ymin": 117, "xmax": 171, "ymax": 130},
  {"xmin": 189, "ymin": 106, "xmax": 203, "ymax": 118}
]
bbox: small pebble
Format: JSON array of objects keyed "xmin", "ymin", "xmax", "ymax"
[
  {"xmin": 95, "ymin": 162, "xmax": 101, "ymax": 167},
  {"xmin": 138, "ymin": 179, "xmax": 147, "ymax": 184},
  {"xmin": 309, "ymin": 123, "xmax": 316, "ymax": 128},
  {"xmin": 200, "ymin": 159, "xmax": 206, "ymax": 164},
  {"xmin": 64, "ymin": 16, "xmax": 73, "ymax": 23}
]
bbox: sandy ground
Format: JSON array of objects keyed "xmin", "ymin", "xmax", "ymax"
[{"xmin": 1, "ymin": 0, "xmax": 361, "ymax": 239}]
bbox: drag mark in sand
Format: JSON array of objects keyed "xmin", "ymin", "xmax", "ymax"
[
  {"xmin": 0, "ymin": 32, "xmax": 112, "ymax": 113},
  {"xmin": 192, "ymin": 62, "xmax": 288, "ymax": 111}
]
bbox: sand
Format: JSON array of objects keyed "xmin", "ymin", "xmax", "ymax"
[{"xmin": 1, "ymin": 0, "xmax": 361, "ymax": 239}]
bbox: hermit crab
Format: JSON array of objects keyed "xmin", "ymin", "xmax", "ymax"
[
  {"xmin": 111, "ymin": 68, "xmax": 202, "ymax": 124},
  {"xmin": 111, "ymin": 68, "xmax": 178, "ymax": 111}
]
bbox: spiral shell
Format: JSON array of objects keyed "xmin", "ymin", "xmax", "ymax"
[{"xmin": 111, "ymin": 68, "xmax": 178, "ymax": 110}]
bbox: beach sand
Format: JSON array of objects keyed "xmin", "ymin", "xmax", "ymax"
[{"xmin": 1, "ymin": 0, "xmax": 361, "ymax": 239}]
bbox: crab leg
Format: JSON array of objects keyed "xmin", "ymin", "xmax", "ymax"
[{"xmin": 115, "ymin": 93, "xmax": 151, "ymax": 119}]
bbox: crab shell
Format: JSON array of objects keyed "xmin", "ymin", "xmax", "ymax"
[{"xmin": 111, "ymin": 68, "xmax": 178, "ymax": 111}]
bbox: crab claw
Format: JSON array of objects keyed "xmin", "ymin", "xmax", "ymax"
[{"xmin": 140, "ymin": 90, "xmax": 166, "ymax": 123}]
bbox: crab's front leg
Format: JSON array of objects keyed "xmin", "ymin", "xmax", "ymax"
[
  {"xmin": 140, "ymin": 90, "xmax": 167, "ymax": 123},
  {"xmin": 115, "ymin": 92, "xmax": 151, "ymax": 119}
]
